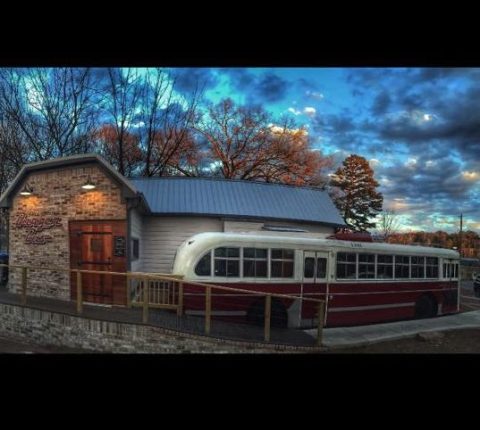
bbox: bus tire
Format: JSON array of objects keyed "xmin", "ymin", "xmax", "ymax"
[
  {"xmin": 414, "ymin": 294, "xmax": 438, "ymax": 319},
  {"xmin": 247, "ymin": 298, "xmax": 288, "ymax": 328}
]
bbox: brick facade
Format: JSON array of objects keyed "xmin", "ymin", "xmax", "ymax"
[{"xmin": 8, "ymin": 164, "xmax": 127, "ymax": 300}]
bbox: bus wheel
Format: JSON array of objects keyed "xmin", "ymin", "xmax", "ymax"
[
  {"xmin": 414, "ymin": 295, "xmax": 438, "ymax": 319},
  {"xmin": 247, "ymin": 299, "xmax": 288, "ymax": 328}
]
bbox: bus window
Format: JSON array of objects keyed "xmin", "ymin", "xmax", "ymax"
[
  {"xmin": 304, "ymin": 257, "xmax": 315, "ymax": 278},
  {"xmin": 317, "ymin": 257, "xmax": 327, "ymax": 279},
  {"xmin": 358, "ymin": 254, "xmax": 375, "ymax": 279},
  {"xmin": 214, "ymin": 247, "xmax": 240, "ymax": 277},
  {"xmin": 271, "ymin": 249, "xmax": 294, "ymax": 278},
  {"xmin": 243, "ymin": 248, "xmax": 268, "ymax": 278},
  {"xmin": 411, "ymin": 256, "xmax": 425, "ymax": 279},
  {"xmin": 336, "ymin": 252, "xmax": 356, "ymax": 279},
  {"xmin": 377, "ymin": 255, "xmax": 393, "ymax": 279},
  {"xmin": 426, "ymin": 257, "xmax": 439, "ymax": 278},
  {"xmin": 395, "ymin": 255, "xmax": 410, "ymax": 278},
  {"xmin": 195, "ymin": 251, "xmax": 211, "ymax": 276}
]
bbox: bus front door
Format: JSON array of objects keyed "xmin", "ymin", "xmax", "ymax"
[{"xmin": 302, "ymin": 251, "xmax": 329, "ymax": 326}]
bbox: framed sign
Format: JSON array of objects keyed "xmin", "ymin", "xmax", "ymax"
[{"xmin": 114, "ymin": 236, "xmax": 126, "ymax": 257}]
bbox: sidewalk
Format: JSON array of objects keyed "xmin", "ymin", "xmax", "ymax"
[{"xmin": 305, "ymin": 310, "xmax": 480, "ymax": 349}]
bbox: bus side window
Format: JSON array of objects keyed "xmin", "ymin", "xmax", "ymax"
[
  {"xmin": 337, "ymin": 252, "xmax": 356, "ymax": 279},
  {"xmin": 195, "ymin": 251, "xmax": 211, "ymax": 276},
  {"xmin": 317, "ymin": 258, "xmax": 327, "ymax": 279},
  {"xmin": 304, "ymin": 257, "xmax": 315, "ymax": 278},
  {"xmin": 214, "ymin": 247, "xmax": 240, "ymax": 277}
]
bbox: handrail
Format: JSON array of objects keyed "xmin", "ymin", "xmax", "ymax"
[
  {"xmin": 0, "ymin": 263, "xmax": 321, "ymax": 303},
  {"xmin": 0, "ymin": 263, "xmax": 325, "ymax": 346}
]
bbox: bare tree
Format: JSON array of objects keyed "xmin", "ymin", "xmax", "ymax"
[
  {"xmin": 139, "ymin": 69, "xmax": 201, "ymax": 177},
  {"xmin": 194, "ymin": 99, "xmax": 331, "ymax": 185},
  {"xmin": 378, "ymin": 209, "xmax": 400, "ymax": 240},
  {"xmin": 101, "ymin": 68, "xmax": 143, "ymax": 176},
  {"xmin": 0, "ymin": 68, "xmax": 100, "ymax": 161},
  {"xmin": 0, "ymin": 68, "xmax": 50, "ymax": 160}
]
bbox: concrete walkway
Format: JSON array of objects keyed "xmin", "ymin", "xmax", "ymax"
[{"xmin": 305, "ymin": 310, "xmax": 480, "ymax": 349}]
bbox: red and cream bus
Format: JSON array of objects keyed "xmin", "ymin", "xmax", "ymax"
[{"xmin": 172, "ymin": 232, "xmax": 460, "ymax": 328}]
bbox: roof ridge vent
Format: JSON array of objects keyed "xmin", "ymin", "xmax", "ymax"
[{"xmin": 262, "ymin": 225, "xmax": 308, "ymax": 233}]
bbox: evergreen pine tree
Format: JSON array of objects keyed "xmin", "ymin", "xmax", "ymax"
[{"xmin": 330, "ymin": 154, "xmax": 383, "ymax": 231}]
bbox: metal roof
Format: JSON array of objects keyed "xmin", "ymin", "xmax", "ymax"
[{"xmin": 131, "ymin": 177, "xmax": 345, "ymax": 226}]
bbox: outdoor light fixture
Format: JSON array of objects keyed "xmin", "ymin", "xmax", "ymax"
[
  {"xmin": 81, "ymin": 177, "xmax": 96, "ymax": 190},
  {"xmin": 20, "ymin": 184, "xmax": 33, "ymax": 196}
]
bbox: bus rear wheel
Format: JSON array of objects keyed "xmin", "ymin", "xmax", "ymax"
[
  {"xmin": 414, "ymin": 295, "xmax": 438, "ymax": 319},
  {"xmin": 247, "ymin": 298, "xmax": 288, "ymax": 328}
]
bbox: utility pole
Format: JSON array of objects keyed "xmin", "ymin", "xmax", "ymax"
[{"xmin": 459, "ymin": 213, "xmax": 463, "ymax": 258}]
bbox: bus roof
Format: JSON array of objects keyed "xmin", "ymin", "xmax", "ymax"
[{"xmin": 176, "ymin": 232, "xmax": 460, "ymax": 259}]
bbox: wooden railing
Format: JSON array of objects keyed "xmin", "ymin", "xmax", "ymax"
[{"xmin": 0, "ymin": 264, "xmax": 326, "ymax": 346}]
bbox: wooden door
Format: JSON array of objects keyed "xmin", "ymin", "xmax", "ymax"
[{"xmin": 69, "ymin": 221, "xmax": 127, "ymax": 305}]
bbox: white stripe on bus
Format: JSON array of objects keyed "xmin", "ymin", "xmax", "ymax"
[
  {"xmin": 184, "ymin": 293, "xmax": 268, "ymax": 298},
  {"xmin": 185, "ymin": 310, "xmax": 247, "ymax": 316},
  {"xmin": 305, "ymin": 287, "xmax": 458, "ymax": 297},
  {"xmin": 328, "ymin": 302, "xmax": 415, "ymax": 313}
]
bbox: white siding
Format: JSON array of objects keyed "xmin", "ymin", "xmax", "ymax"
[
  {"xmin": 130, "ymin": 208, "xmax": 143, "ymax": 272},
  {"xmin": 142, "ymin": 217, "xmax": 222, "ymax": 273},
  {"xmin": 223, "ymin": 220, "xmax": 333, "ymax": 236},
  {"xmin": 223, "ymin": 221, "xmax": 264, "ymax": 232}
]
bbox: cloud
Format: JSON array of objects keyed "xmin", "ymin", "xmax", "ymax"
[
  {"xmin": 371, "ymin": 91, "xmax": 391, "ymax": 116},
  {"xmin": 305, "ymin": 90, "xmax": 324, "ymax": 100},
  {"xmin": 221, "ymin": 69, "xmax": 289, "ymax": 104},
  {"xmin": 462, "ymin": 171, "xmax": 480, "ymax": 181},
  {"xmin": 254, "ymin": 73, "xmax": 288, "ymax": 102},
  {"xmin": 303, "ymin": 107, "xmax": 316, "ymax": 117},
  {"xmin": 312, "ymin": 113, "xmax": 355, "ymax": 134},
  {"xmin": 223, "ymin": 68, "xmax": 256, "ymax": 91},
  {"xmin": 172, "ymin": 68, "xmax": 219, "ymax": 93}
]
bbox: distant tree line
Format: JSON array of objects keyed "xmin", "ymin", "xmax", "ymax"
[
  {"xmin": 387, "ymin": 230, "xmax": 480, "ymax": 258},
  {"xmin": 0, "ymin": 67, "xmax": 333, "ymax": 195}
]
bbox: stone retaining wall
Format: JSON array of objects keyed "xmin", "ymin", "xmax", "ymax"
[{"xmin": 0, "ymin": 303, "xmax": 318, "ymax": 353}]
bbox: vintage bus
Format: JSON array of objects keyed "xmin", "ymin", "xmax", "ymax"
[{"xmin": 172, "ymin": 232, "xmax": 460, "ymax": 328}]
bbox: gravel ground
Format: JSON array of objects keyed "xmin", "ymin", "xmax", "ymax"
[{"xmin": 325, "ymin": 328, "xmax": 480, "ymax": 353}]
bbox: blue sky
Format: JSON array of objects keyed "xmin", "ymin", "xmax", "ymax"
[{"xmin": 169, "ymin": 67, "xmax": 480, "ymax": 234}]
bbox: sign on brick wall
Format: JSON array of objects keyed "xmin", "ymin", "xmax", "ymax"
[{"xmin": 13, "ymin": 212, "xmax": 62, "ymax": 245}]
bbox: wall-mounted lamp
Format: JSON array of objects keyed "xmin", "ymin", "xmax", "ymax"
[
  {"xmin": 20, "ymin": 184, "xmax": 34, "ymax": 196},
  {"xmin": 81, "ymin": 177, "xmax": 96, "ymax": 190}
]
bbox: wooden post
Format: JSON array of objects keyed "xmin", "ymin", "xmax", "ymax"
[
  {"xmin": 264, "ymin": 294, "xmax": 272, "ymax": 342},
  {"xmin": 205, "ymin": 286, "xmax": 211, "ymax": 335},
  {"xmin": 317, "ymin": 301, "xmax": 325, "ymax": 347},
  {"xmin": 126, "ymin": 273, "xmax": 131, "ymax": 308},
  {"xmin": 76, "ymin": 270, "xmax": 83, "ymax": 315},
  {"xmin": 21, "ymin": 266, "xmax": 27, "ymax": 305},
  {"xmin": 177, "ymin": 282, "xmax": 184, "ymax": 316},
  {"xmin": 142, "ymin": 278, "xmax": 149, "ymax": 324}
]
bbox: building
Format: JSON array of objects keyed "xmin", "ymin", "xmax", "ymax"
[
  {"xmin": 0, "ymin": 154, "xmax": 345, "ymax": 305},
  {"xmin": 460, "ymin": 257, "xmax": 480, "ymax": 280}
]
